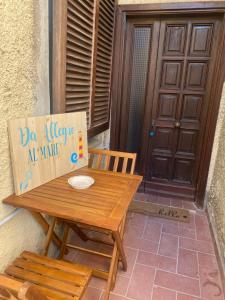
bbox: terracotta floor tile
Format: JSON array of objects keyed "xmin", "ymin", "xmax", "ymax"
[
  {"xmin": 162, "ymin": 222, "xmax": 196, "ymax": 239},
  {"xmin": 178, "ymin": 248, "xmax": 199, "ymax": 278},
  {"xmin": 127, "ymin": 264, "xmax": 155, "ymax": 300},
  {"xmin": 182, "ymin": 201, "xmax": 197, "ymax": 211},
  {"xmin": 142, "ymin": 220, "xmax": 162, "ymax": 242},
  {"xmin": 137, "ymin": 251, "xmax": 177, "ymax": 272},
  {"xmin": 118, "ymin": 247, "xmax": 138, "ymax": 278},
  {"xmin": 152, "ymin": 286, "xmax": 176, "ymax": 300},
  {"xmin": 155, "ymin": 270, "xmax": 200, "ymax": 296},
  {"xmin": 179, "ymin": 237, "xmax": 214, "ymax": 254},
  {"xmin": 183, "ymin": 213, "xmax": 196, "ymax": 230},
  {"xmin": 179, "ymin": 225, "xmax": 196, "ymax": 239},
  {"xmin": 124, "ymin": 222, "xmax": 145, "ymax": 239},
  {"xmin": 199, "ymin": 265, "xmax": 224, "ymax": 300},
  {"xmin": 198, "ymin": 252, "xmax": 218, "ymax": 269},
  {"xmin": 128, "ymin": 212, "xmax": 147, "ymax": 231},
  {"xmin": 158, "ymin": 233, "xmax": 178, "ymax": 258},
  {"xmin": 195, "ymin": 214, "xmax": 212, "ymax": 242},
  {"xmin": 82, "ymin": 287, "xmax": 102, "ymax": 300},
  {"xmin": 112, "ymin": 276, "xmax": 130, "ymax": 296},
  {"xmin": 149, "ymin": 215, "xmax": 179, "ymax": 227},
  {"xmin": 75, "ymin": 251, "xmax": 109, "ymax": 271},
  {"xmin": 162, "ymin": 223, "xmax": 179, "ymax": 235},
  {"xmin": 124, "ymin": 234, "xmax": 158, "ymax": 254},
  {"xmin": 89, "ymin": 277, "xmax": 106, "ymax": 290}
]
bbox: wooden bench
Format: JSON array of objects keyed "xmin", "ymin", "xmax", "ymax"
[{"xmin": 1, "ymin": 251, "xmax": 92, "ymax": 300}]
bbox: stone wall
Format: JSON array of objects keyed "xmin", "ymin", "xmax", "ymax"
[{"xmin": 0, "ymin": 0, "xmax": 50, "ymax": 271}]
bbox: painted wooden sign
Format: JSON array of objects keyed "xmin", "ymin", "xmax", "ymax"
[{"xmin": 8, "ymin": 112, "xmax": 88, "ymax": 195}]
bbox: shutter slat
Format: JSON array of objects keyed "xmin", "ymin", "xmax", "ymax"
[
  {"xmin": 68, "ymin": 0, "xmax": 93, "ymax": 22},
  {"xmin": 67, "ymin": 44, "xmax": 92, "ymax": 58},
  {"xmin": 67, "ymin": 37, "xmax": 92, "ymax": 52},
  {"xmin": 67, "ymin": 30, "xmax": 92, "ymax": 47},
  {"xmin": 66, "ymin": 92, "xmax": 90, "ymax": 99},
  {"xmin": 100, "ymin": 2, "xmax": 114, "ymax": 21},
  {"xmin": 92, "ymin": 0, "xmax": 115, "ymax": 126},
  {"xmin": 65, "ymin": 0, "xmax": 94, "ymax": 126}
]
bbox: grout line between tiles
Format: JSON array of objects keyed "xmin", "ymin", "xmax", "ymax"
[
  {"xmin": 151, "ymin": 269, "xmax": 157, "ymax": 300},
  {"xmin": 156, "ymin": 223, "xmax": 163, "ymax": 255},
  {"xmin": 152, "ymin": 266, "xmax": 201, "ymax": 281},
  {"xmin": 176, "ymin": 236, "xmax": 179, "ymax": 274},
  {"xmin": 124, "ymin": 248, "xmax": 139, "ymax": 297}
]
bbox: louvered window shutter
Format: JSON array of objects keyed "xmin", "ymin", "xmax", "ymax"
[{"xmin": 52, "ymin": 0, "xmax": 117, "ymax": 137}]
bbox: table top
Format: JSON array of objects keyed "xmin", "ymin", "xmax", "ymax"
[{"xmin": 4, "ymin": 167, "xmax": 142, "ymax": 231}]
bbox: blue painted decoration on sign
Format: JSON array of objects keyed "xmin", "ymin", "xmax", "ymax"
[
  {"xmin": 70, "ymin": 152, "xmax": 78, "ymax": 164},
  {"xmin": 20, "ymin": 170, "xmax": 32, "ymax": 192}
]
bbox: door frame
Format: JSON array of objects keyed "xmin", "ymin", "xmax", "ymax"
[{"xmin": 110, "ymin": 2, "xmax": 225, "ymax": 207}]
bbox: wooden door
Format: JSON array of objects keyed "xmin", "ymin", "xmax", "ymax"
[
  {"xmin": 116, "ymin": 16, "xmax": 221, "ymax": 201},
  {"xmin": 144, "ymin": 17, "xmax": 220, "ymax": 200}
]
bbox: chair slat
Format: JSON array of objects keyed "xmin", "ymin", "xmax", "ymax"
[
  {"xmin": 88, "ymin": 153, "xmax": 94, "ymax": 168},
  {"xmin": 21, "ymin": 251, "xmax": 91, "ymax": 276},
  {"xmin": 130, "ymin": 157, "xmax": 136, "ymax": 175},
  {"xmin": 122, "ymin": 157, "xmax": 128, "ymax": 174},
  {"xmin": 96, "ymin": 154, "xmax": 102, "ymax": 169},
  {"xmin": 5, "ymin": 266, "xmax": 83, "ymax": 296},
  {"xmin": 113, "ymin": 156, "xmax": 119, "ymax": 172},
  {"xmin": 13, "ymin": 258, "xmax": 87, "ymax": 286},
  {"xmin": 105, "ymin": 155, "xmax": 110, "ymax": 170}
]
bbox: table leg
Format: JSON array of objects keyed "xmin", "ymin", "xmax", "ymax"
[
  {"xmin": 103, "ymin": 242, "xmax": 118, "ymax": 300},
  {"xmin": 112, "ymin": 216, "xmax": 127, "ymax": 288},
  {"xmin": 59, "ymin": 223, "xmax": 70, "ymax": 259},
  {"xmin": 42, "ymin": 217, "xmax": 57, "ymax": 256},
  {"xmin": 104, "ymin": 215, "xmax": 127, "ymax": 299},
  {"xmin": 112, "ymin": 231, "xmax": 127, "ymax": 271}
]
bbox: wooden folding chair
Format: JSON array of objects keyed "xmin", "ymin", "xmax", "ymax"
[
  {"xmin": 1, "ymin": 251, "xmax": 92, "ymax": 300},
  {"xmin": 88, "ymin": 148, "xmax": 137, "ymax": 174}
]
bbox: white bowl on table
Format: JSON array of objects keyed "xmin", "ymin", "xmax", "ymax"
[{"xmin": 68, "ymin": 175, "xmax": 95, "ymax": 189}]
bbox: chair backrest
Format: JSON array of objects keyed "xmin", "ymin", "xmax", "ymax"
[
  {"xmin": 88, "ymin": 148, "xmax": 137, "ymax": 175},
  {"xmin": 0, "ymin": 275, "xmax": 48, "ymax": 300}
]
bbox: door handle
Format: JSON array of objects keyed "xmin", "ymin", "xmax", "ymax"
[
  {"xmin": 149, "ymin": 120, "xmax": 156, "ymax": 137},
  {"xmin": 175, "ymin": 121, "xmax": 180, "ymax": 128}
]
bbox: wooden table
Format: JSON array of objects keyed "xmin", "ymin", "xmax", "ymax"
[{"xmin": 4, "ymin": 167, "xmax": 142, "ymax": 300}]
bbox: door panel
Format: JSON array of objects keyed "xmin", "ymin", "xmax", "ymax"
[
  {"xmin": 185, "ymin": 61, "xmax": 208, "ymax": 90},
  {"xmin": 161, "ymin": 61, "xmax": 183, "ymax": 89},
  {"xmin": 157, "ymin": 94, "xmax": 178, "ymax": 121},
  {"xmin": 164, "ymin": 24, "xmax": 187, "ymax": 56},
  {"xmin": 189, "ymin": 24, "xmax": 214, "ymax": 56}
]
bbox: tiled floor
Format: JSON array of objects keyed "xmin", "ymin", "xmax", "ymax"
[{"xmin": 66, "ymin": 193, "xmax": 225, "ymax": 300}]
